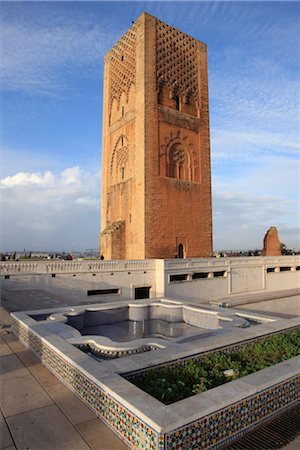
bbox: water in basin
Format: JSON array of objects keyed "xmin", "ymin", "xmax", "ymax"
[{"xmin": 81, "ymin": 319, "xmax": 201, "ymax": 342}]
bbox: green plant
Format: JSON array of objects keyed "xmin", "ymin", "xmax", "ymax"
[{"xmin": 132, "ymin": 330, "xmax": 300, "ymax": 404}]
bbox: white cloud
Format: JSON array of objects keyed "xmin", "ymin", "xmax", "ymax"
[
  {"xmin": 75, "ymin": 197, "xmax": 99, "ymax": 207},
  {"xmin": 213, "ymin": 193, "xmax": 294, "ymax": 250},
  {"xmin": 61, "ymin": 166, "xmax": 81, "ymax": 185},
  {"xmin": 0, "ymin": 166, "xmax": 100, "ymax": 251},
  {"xmin": 1, "ymin": 170, "xmax": 55, "ymax": 188},
  {"xmin": 212, "ymin": 153, "xmax": 300, "ymax": 250},
  {"xmin": 211, "ymin": 129, "xmax": 298, "ymax": 161}
]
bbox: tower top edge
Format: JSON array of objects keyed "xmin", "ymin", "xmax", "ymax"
[
  {"xmin": 105, "ymin": 11, "xmax": 207, "ymax": 59},
  {"xmin": 140, "ymin": 11, "xmax": 207, "ymax": 47}
]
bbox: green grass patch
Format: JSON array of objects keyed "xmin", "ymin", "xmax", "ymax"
[{"xmin": 131, "ymin": 330, "xmax": 300, "ymax": 404}]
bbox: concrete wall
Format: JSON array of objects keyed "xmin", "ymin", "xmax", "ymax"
[
  {"xmin": 0, "ymin": 260, "xmax": 158, "ymax": 304},
  {"xmin": 1, "ymin": 256, "xmax": 299, "ymax": 305},
  {"xmin": 164, "ymin": 256, "xmax": 300, "ymax": 303}
]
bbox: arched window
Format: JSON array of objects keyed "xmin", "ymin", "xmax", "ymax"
[
  {"xmin": 175, "ymin": 95, "xmax": 180, "ymax": 111},
  {"xmin": 110, "ymin": 135, "xmax": 129, "ymax": 185},
  {"xmin": 168, "ymin": 144, "xmax": 191, "ymax": 181}
]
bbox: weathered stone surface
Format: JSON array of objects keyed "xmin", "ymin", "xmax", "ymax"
[
  {"xmin": 0, "ymin": 354, "xmax": 30, "ymax": 380},
  {"xmin": 1, "ymin": 373, "xmax": 53, "ymax": 417},
  {"xmin": 6, "ymin": 405, "xmax": 90, "ymax": 450},
  {"xmin": 100, "ymin": 13, "xmax": 212, "ymax": 259},
  {"xmin": 263, "ymin": 226, "xmax": 282, "ymax": 256},
  {"xmin": 45, "ymin": 383, "xmax": 95, "ymax": 425},
  {"xmin": 76, "ymin": 418, "xmax": 128, "ymax": 450},
  {"xmin": 0, "ymin": 410, "xmax": 14, "ymax": 449}
]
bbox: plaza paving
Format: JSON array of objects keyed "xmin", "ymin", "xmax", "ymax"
[{"xmin": 0, "ymin": 307, "xmax": 127, "ymax": 450}]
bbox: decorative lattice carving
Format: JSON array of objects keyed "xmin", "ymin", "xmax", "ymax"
[
  {"xmin": 160, "ymin": 130, "xmax": 199, "ymax": 182},
  {"xmin": 156, "ymin": 20, "xmax": 199, "ymax": 103},
  {"xmin": 160, "ymin": 130, "xmax": 196, "ymax": 161},
  {"xmin": 109, "ymin": 24, "xmax": 137, "ymax": 111},
  {"xmin": 116, "ymin": 145, "xmax": 129, "ymax": 167},
  {"xmin": 106, "ymin": 191, "xmax": 112, "ymax": 214},
  {"xmin": 170, "ymin": 146, "xmax": 185, "ymax": 167},
  {"xmin": 110, "ymin": 135, "xmax": 129, "ymax": 175}
]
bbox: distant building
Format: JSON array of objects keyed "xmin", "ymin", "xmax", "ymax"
[{"xmin": 100, "ymin": 13, "xmax": 212, "ymax": 259}]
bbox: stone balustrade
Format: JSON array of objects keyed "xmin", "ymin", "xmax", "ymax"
[{"xmin": 0, "ymin": 259, "xmax": 154, "ymax": 275}]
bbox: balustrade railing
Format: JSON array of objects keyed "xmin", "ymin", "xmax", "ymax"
[{"xmin": 0, "ymin": 259, "xmax": 155, "ymax": 275}]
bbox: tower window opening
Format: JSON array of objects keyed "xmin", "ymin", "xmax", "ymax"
[
  {"xmin": 168, "ymin": 145, "xmax": 191, "ymax": 181},
  {"xmin": 175, "ymin": 95, "xmax": 180, "ymax": 111},
  {"xmin": 178, "ymin": 243, "xmax": 184, "ymax": 258},
  {"xmin": 178, "ymin": 165, "xmax": 183, "ymax": 180},
  {"xmin": 121, "ymin": 167, "xmax": 125, "ymax": 180},
  {"xmin": 121, "ymin": 106, "xmax": 125, "ymax": 116},
  {"xmin": 121, "ymin": 136, "xmax": 124, "ymax": 146},
  {"xmin": 121, "ymin": 55, "xmax": 124, "ymax": 61}
]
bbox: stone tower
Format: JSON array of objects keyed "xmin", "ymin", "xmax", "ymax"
[{"xmin": 100, "ymin": 12, "xmax": 212, "ymax": 259}]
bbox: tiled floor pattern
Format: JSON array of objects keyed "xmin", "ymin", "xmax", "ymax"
[{"xmin": 0, "ymin": 330, "xmax": 128, "ymax": 450}]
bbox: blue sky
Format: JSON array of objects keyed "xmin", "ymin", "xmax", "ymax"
[{"xmin": 1, "ymin": 1, "xmax": 299, "ymax": 252}]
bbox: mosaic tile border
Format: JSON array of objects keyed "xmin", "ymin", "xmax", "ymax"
[
  {"xmin": 76, "ymin": 342, "xmax": 159, "ymax": 359},
  {"xmin": 12, "ymin": 321, "xmax": 159, "ymax": 450},
  {"xmin": 162, "ymin": 377, "xmax": 299, "ymax": 450}
]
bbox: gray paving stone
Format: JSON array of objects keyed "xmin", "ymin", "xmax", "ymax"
[
  {"xmin": 2, "ymin": 335, "xmax": 27, "ymax": 353},
  {"xmin": 0, "ymin": 410, "xmax": 14, "ymax": 449},
  {"xmin": 6, "ymin": 404, "xmax": 90, "ymax": 450},
  {"xmin": 0, "ymin": 334, "xmax": 18, "ymax": 345},
  {"xmin": 3, "ymin": 336, "xmax": 40, "ymax": 368},
  {"xmin": 76, "ymin": 418, "xmax": 128, "ymax": 450},
  {"xmin": 1, "ymin": 374, "xmax": 53, "ymax": 418},
  {"xmin": 28, "ymin": 362, "xmax": 61, "ymax": 388},
  {"xmin": 0, "ymin": 338, "xmax": 13, "ymax": 357},
  {"xmin": 14, "ymin": 347, "xmax": 39, "ymax": 368},
  {"xmin": 0, "ymin": 307, "xmax": 14, "ymax": 325},
  {"xmin": 0, "ymin": 354, "xmax": 30, "ymax": 380},
  {"xmin": 45, "ymin": 383, "xmax": 95, "ymax": 425}
]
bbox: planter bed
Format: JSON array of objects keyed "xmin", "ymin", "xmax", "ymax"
[{"xmin": 130, "ymin": 330, "xmax": 300, "ymax": 404}]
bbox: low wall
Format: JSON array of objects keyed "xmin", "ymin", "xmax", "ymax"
[
  {"xmin": 164, "ymin": 256, "xmax": 300, "ymax": 303},
  {"xmin": 0, "ymin": 259, "xmax": 163, "ymax": 302},
  {"xmin": 1, "ymin": 256, "xmax": 299, "ymax": 306}
]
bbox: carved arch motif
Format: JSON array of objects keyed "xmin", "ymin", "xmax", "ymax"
[
  {"xmin": 109, "ymin": 24, "xmax": 137, "ymax": 115},
  {"xmin": 160, "ymin": 130, "xmax": 197, "ymax": 181},
  {"xmin": 110, "ymin": 135, "xmax": 130, "ymax": 185},
  {"xmin": 167, "ymin": 142, "xmax": 191, "ymax": 181}
]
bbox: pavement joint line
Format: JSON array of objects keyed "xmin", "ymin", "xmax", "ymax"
[
  {"xmin": 4, "ymin": 335, "xmax": 95, "ymax": 449},
  {"xmin": 1, "ymin": 407, "xmax": 17, "ymax": 450},
  {"xmin": 2, "ymin": 403, "xmax": 56, "ymax": 421}
]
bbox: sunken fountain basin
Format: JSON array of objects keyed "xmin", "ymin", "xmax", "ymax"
[
  {"xmin": 11, "ymin": 300, "xmax": 299, "ymax": 450},
  {"xmin": 44, "ymin": 299, "xmax": 225, "ymax": 358}
]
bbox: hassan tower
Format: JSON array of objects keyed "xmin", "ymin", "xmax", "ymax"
[{"xmin": 100, "ymin": 12, "xmax": 212, "ymax": 259}]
